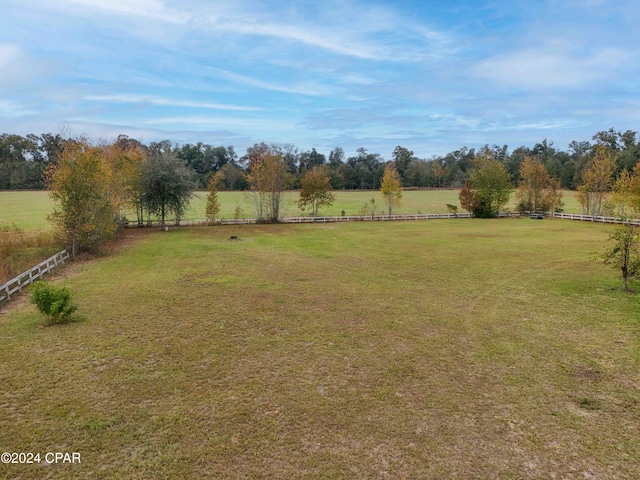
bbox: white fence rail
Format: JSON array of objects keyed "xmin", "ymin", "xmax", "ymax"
[
  {"xmin": 550, "ymin": 213, "xmax": 640, "ymax": 225},
  {"xmin": 124, "ymin": 211, "xmax": 640, "ymax": 227},
  {"xmin": 124, "ymin": 211, "xmax": 527, "ymax": 227},
  {"xmin": 0, "ymin": 250, "xmax": 70, "ymax": 305}
]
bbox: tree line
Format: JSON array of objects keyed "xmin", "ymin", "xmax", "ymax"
[
  {"xmin": 17, "ymin": 131, "xmax": 640, "ymax": 291},
  {"xmin": 2, "ymin": 128, "xmax": 640, "ymax": 192}
]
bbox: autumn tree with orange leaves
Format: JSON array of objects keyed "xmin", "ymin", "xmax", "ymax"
[
  {"xmin": 46, "ymin": 139, "xmax": 117, "ymax": 258},
  {"xmin": 576, "ymin": 144, "xmax": 616, "ymax": 216},
  {"xmin": 102, "ymin": 140, "xmax": 147, "ymax": 225},
  {"xmin": 246, "ymin": 143, "xmax": 290, "ymax": 223},
  {"xmin": 515, "ymin": 156, "xmax": 563, "ymax": 213}
]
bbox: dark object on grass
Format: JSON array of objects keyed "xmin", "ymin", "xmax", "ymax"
[
  {"xmin": 230, "ymin": 235, "xmax": 238, "ymax": 240},
  {"xmin": 529, "ymin": 213, "xmax": 544, "ymax": 219}
]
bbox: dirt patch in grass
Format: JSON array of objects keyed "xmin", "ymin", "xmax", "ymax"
[{"xmin": 572, "ymin": 365, "xmax": 602, "ymax": 382}]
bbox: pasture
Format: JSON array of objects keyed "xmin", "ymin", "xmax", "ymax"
[
  {"xmin": 1, "ymin": 219, "xmax": 638, "ymax": 479},
  {"xmin": 0, "ymin": 189, "xmax": 584, "ymax": 231}
]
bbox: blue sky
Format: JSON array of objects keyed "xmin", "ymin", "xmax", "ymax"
[{"xmin": 1, "ymin": 0, "xmax": 639, "ymax": 159}]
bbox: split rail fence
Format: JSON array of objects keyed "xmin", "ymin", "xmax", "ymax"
[
  {"xmin": 5, "ymin": 212, "xmax": 635, "ymax": 306},
  {"xmin": 124, "ymin": 212, "xmax": 640, "ymax": 227},
  {"xmin": 0, "ymin": 249, "xmax": 70, "ymax": 305},
  {"xmin": 124, "ymin": 211, "xmax": 524, "ymax": 227},
  {"xmin": 550, "ymin": 213, "xmax": 640, "ymax": 225}
]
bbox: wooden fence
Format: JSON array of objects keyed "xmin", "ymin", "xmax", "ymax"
[
  {"xmin": 4, "ymin": 212, "xmax": 636, "ymax": 306},
  {"xmin": 124, "ymin": 211, "xmax": 526, "ymax": 227},
  {"xmin": 550, "ymin": 213, "xmax": 640, "ymax": 225},
  {"xmin": 124, "ymin": 212, "xmax": 640, "ymax": 227},
  {"xmin": 0, "ymin": 249, "xmax": 70, "ymax": 305}
]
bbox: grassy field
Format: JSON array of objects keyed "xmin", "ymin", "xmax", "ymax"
[
  {"xmin": 0, "ymin": 189, "xmax": 585, "ymax": 231},
  {"xmin": 1, "ymin": 219, "xmax": 638, "ymax": 478}
]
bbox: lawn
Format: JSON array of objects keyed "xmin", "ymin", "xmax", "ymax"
[
  {"xmin": 0, "ymin": 219, "xmax": 638, "ymax": 479},
  {"xmin": 1, "ymin": 189, "xmax": 585, "ymax": 231}
]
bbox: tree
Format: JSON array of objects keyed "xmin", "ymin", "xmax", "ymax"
[
  {"xmin": 298, "ymin": 166, "xmax": 335, "ymax": 216},
  {"xmin": 141, "ymin": 152, "xmax": 195, "ymax": 227},
  {"xmin": 46, "ymin": 139, "xmax": 117, "ymax": 258},
  {"xmin": 610, "ymin": 168, "xmax": 634, "ymax": 217},
  {"xmin": 343, "ymin": 148, "xmax": 384, "ymax": 190},
  {"xmin": 602, "ymin": 220, "xmax": 640, "ymax": 291},
  {"xmin": 515, "ymin": 156, "xmax": 563, "ymax": 213},
  {"xmin": 577, "ymin": 144, "xmax": 616, "ymax": 216},
  {"xmin": 380, "ymin": 164, "xmax": 403, "ymax": 215},
  {"xmin": 327, "ymin": 147, "xmax": 345, "ymax": 189},
  {"xmin": 102, "ymin": 139, "xmax": 147, "ymax": 225},
  {"xmin": 246, "ymin": 144, "xmax": 289, "ymax": 223},
  {"xmin": 205, "ymin": 173, "xmax": 222, "ymax": 224},
  {"xmin": 458, "ymin": 180, "xmax": 479, "ymax": 213},
  {"xmin": 0, "ymin": 134, "xmax": 46, "ymax": 189},
  {"xmin": 466, "ymin": 153, "xmax": 513, "ymax": 217},
  {"xmin": 298, "ymin": 148, "xmax": 326, "ymax": 174},
  {"xmin": 392, "ymin": 146, "xmax": 414, "ymax": 180}
]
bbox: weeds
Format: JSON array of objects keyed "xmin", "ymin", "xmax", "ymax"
[{"xmin": 0, "ymin": 223, "xmax": 60, "ymax": 284}]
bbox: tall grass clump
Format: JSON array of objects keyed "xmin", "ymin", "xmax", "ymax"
[{"xmin": 0, "ymin": 223, "xmax": 61, "ymax": 284}]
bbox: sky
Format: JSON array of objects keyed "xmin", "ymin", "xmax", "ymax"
[{"xmin": 1, "ymin": 0, "xmax": 639, "ymax": 159}]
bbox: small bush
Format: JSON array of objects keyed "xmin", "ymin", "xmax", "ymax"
[{"xmin": 30, "ymin": 281, "xmax": 77, "ymax": 325}]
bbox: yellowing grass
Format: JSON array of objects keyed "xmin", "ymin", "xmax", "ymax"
[{"xmin": 1, "ymin": 219, "xmax": 638, "ymax": 478}]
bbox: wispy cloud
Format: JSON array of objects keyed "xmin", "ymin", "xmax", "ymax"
[
  {"xmin": 0, "ymin": 44, "xmax": 21, "ymax": 69},
  {"xmin": 143, "ymin": 115, "xmax": 292, "ymax": 131},
  {"xmin": 85, "ymin": 94, "xmax": 261, "ymax": 112},
  {"xmin": 211, "ymin": 20, "xmax": 386, "ymax": 61},
  {"xmin": 472, "ymin": 43, "xmax": 629, "ymax": 89},
  {"xmin": 216, "ymin": 70, "xmax": 336, "ymax": 97},
  {"xmin": 1, "ymin": 1, "xmax": 639, "ymax": 157},
  {"xmin": 0, "ymin": 99, "xmax": 36, "ymax": 117},
  {"xmin": 55, "ymin": 0, "xmax": 189, "ymax": 23}
]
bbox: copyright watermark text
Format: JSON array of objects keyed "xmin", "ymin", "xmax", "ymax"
[{"xmin": 2, "ymin": 452, "xmax": 81, "ymax": 464}]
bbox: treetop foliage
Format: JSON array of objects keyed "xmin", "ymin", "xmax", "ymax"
[
  {"xmin": 298, "ymin": 166, "xmax": 335, "ymax": 216},
  {"xmin": 3, "ymin": 128, "xmax": 640, "ymax": 196},
  {"xmin": 380, "ymin": 164, "xmax": 403, "ymax": 215}
]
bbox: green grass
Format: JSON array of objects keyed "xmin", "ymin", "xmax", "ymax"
[
  {"xmin": 1, "ymin": 189, "xmax": 585, "ymax": 231},
  {"xmin": 1, "ymin": 219, "xmax": 639, "ymax": 478},
  {"xmin": 0, "ymin": 191, "xmax": 57, "ymax": 230}
]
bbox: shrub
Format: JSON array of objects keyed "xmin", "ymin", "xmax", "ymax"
[
  {"xmin": 30, "ymin": 281, "xmax": 77, "ymax": 325},
  {"xmin": 472, "ymin": 199, "xmax": 495, "ymax": 218}
]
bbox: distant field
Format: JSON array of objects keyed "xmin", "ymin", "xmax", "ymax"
[
  {"xmin": 1, "ymin": 189, "xmax": 584, "ymax": 230},
  {"xmin": 1, "ymin": 219, "xmax": 638, "ymax": 478}
]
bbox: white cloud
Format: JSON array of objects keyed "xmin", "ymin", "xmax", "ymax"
[
  {"xmin": 473, "ymin": 44, "xmax": 628, "ymax": 89},
  {"xmin": 55, "ymin": 0, "xmax": 189, "ymax": 23},
  {"xmin": 0, "ymin": 44, "xmax": 21, "ymax": 69},
  {"xmin": 217, "ymin": 70, "xmax": 336, "ymax": 97},
  {"xmin": 85, "ymin": 94, "xmax": 261, "ymax": 112},
  {"xmin": 202, "ymin": 1, "xmax": 454, "ymax": 62},
  {"xmin": 212, "ymin": 19, "xmax": 385, "ymax": 61},
  {"xmin": 0, "ymin": 99, "xmax": 36, "ymax": 116}
]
